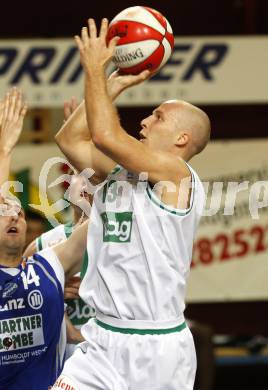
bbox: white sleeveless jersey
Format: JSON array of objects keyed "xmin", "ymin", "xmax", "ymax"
[{"xmin": 80, "ymin": 164, "xmax": 205, "ymax": 324}]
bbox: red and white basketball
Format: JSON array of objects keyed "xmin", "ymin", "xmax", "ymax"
[{"xmin": 107, "ymin": 6, "xmax": 174, "ymax": 75}]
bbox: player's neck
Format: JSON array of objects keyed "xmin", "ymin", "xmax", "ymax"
[
  {"xmin": 175, "ymin": 148, "xmax": 192, "ymax": 162},
  {"xmin": 0, "ymin": 249, "xmax": 23, "ymax": 268}
]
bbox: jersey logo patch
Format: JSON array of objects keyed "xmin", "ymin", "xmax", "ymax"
[
  {"xmin": 2, "ymin": 282, "xmax": 18, "ymax": 298},
  {"xmin": 27, "ymin": 290, "xmax": 43, "ymax": 310},
  {"xmin": 101, "ymin": 212, "xmax": 133, "ymax": 243},
  {"xmin": 0, "ymin": 314, "xmax": 44, "ymax": 353}
]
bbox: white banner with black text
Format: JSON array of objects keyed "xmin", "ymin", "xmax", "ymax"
[{"xmin": 0, "ymin": 37, "xmax": 268, "ymax": 107}]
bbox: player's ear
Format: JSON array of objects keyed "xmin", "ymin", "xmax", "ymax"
[{"xmin": 175, "ymin": 132, "xmax": 189, "ymax": 147}]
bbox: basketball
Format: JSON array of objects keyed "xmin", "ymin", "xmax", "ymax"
[{"xmin": 107, "ymin": 6, "xmax": 174, "ymax": 75}]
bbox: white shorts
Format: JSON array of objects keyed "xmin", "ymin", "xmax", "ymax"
[{"xmin": 53, "ymin": 318, "xmax": 196, "ymax": 390}]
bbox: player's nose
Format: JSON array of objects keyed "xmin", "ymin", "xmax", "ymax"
[
  {"xmin": 10, "ymin": 213, "xmax": 19, "ymax": 222},
  {"xmin": 140, "ymin": 115, "xmax": 150, "ymax": 128},
  {"xmin": 140, "ymin": 118, "xmax": 146, "ymax": 128}
]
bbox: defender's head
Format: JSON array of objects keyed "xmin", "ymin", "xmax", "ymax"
[{"xmin": 0, "ymin": 198, "xmax": 27, "ymax": 255}]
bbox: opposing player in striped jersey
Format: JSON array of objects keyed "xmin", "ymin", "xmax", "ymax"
[
  {"xmin": 0, "ymin": 88, "xmax": 88, "ymax": 389},
  {"xmin": 0, "ymin": 197, "xmax": 88, "ymax": 389},
  {"xmin": 53, "ymin": 19, "xmax": 210, "ymax": 390}
]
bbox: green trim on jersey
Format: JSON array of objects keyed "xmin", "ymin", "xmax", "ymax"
[
  {"xmin": 95, "ymin": 319, "xmax": 187, "ymax": 335},
  {"xmin": 64, "ymin": 222, "xmax": 73, "ymax": 238},
  {"xmin": 109, "ymin": 165, "xmax": 123, "ymax": 176},
  {"xmin": 146, "ymin": 172, "xmax": 195, "ymax": 216},
  {"xmin": 36, "ymin": 236, "xmax": 42, "ymax": 251},
  {"xmin": 80, "ymin": 251, "xmax": 89, "ymax": 280}
]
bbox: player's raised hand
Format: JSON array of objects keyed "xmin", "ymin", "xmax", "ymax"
[
  {"xmin": 75, "ymin": 18, "xmax": 119, "ymax": 72},
  {"xmin": 107, "ymin": 69, "xmax": 151, "ymax": 100},
  {"xmin": 63, "ymin": 97, "xmax": 79, "ymax": 122},
  {"xmin": 0, "ymin": 87, "xmax": 27, "ymax": 154}
]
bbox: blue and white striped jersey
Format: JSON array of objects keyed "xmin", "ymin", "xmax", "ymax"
[{"xmin": 0, "ymin": 248, "xmax": 65, "ymax": 390}]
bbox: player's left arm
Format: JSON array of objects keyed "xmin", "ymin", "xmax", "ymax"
[
  {"xmin": 76, "ymin": 19, "xmax": 188, "ymax": 185},
  {"xmin": 52, "ymin": 221, "xmax": 88, "ymax": 280}
]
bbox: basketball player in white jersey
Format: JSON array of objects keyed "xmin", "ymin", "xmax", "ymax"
[{"xmin": 53, "ymin": 19, "xmax": 211, "ymax": 390}]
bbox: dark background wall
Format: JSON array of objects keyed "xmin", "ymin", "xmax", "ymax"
[{"xmin": 2, "ymin": 0, "xmax": 268, "ymax": 38}]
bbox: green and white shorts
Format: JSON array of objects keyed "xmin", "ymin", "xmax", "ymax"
[{"xmin": 53, "ymin": 316, "xmax": 196, "ymax": 390}]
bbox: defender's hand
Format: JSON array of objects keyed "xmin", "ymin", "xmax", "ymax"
[
  {"xmin": 63, "ymin": 97, "xmax": 79, "ymax": 122},
  {"xmin": 0, "ymin": 88, "xmax": 27, "ymax": 155},
  {"xmin": 64, "ymin": 276, "xmax": 81, "ymax": 300}
]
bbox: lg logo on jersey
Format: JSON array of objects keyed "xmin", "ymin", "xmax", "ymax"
[{"xmin": 101, "ymin": 212, "xmax": 133, "ymax": 243}]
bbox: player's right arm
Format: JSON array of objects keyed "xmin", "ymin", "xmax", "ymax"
[{"xmin": 55, "ymin": 71, "xmax": 149, "ymax": 183}]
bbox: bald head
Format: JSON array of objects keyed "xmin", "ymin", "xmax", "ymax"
[{"xmin": 162, "ymin": 100, "xmax": 211, "ymax": 158}]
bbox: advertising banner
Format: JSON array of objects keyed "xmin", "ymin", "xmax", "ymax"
[{"xmin": 0, "ymin": 37, "xmax": 268, "ymax": 106}]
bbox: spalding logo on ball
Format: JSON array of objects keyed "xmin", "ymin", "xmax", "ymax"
[{"xmin": 107, "ymin": 6, "xmax": 174, "ymax": 75}]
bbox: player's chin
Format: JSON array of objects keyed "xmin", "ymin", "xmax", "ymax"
[{"xmin": 6, "ymin": 238, "xmax": 23, "ymax": 250}]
